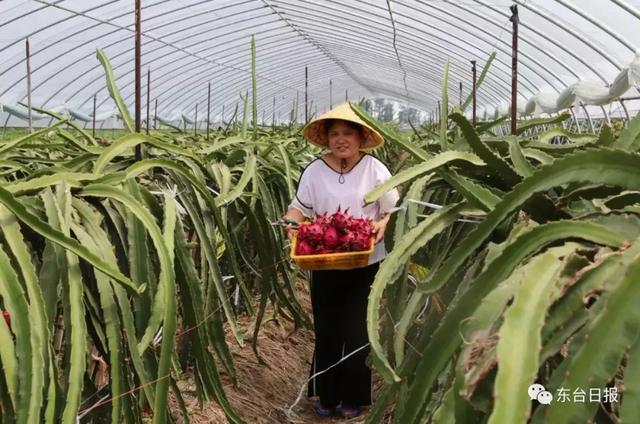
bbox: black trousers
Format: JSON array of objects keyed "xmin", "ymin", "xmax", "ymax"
[{"xmin": 306, "ymin": 262, "xmax": 379, "ymax": 407}]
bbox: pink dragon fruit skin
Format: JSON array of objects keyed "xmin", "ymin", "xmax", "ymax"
[
  {"xmin": 330, "ymin": 206, "xmax": 351, "ymax": 231},
  {"xmin": 351, "ymin": 232, "xmax": 372, "ymax": 251},
  {"xmin": 339, "ymin": 231, "xmax": 355, "ymax": 249},
  {"xmin": 301, "ymin": 223, "xmax": 324, "ymax": 244},
  {"xmin": 314, "ymin": 213, "xmax": 331, "ymax": 228},
  {"xmin": 323, "ymin": 225, "xmax": 340, "ymax": 248},
  {"xmin": 348, "ymin": 217, "xmax": 372, "ymax": 237},
  {"xmin": 296, "ymin": 240, "xmax": 315, "ymax": 255}
]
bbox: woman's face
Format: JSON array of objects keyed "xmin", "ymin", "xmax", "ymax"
[{"xmin": 327, "ymin": 120, "xmax": 363, "ymax": 160}]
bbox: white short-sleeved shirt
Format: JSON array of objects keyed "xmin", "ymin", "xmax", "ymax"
[{"xmin": 289, "ymin": 153, "xmax": 400, "ymax": 265}]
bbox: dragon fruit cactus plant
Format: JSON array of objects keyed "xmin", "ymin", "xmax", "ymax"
[{"xmin": 295, "ymin": 206, "xmax": 374, "ymax": 255}]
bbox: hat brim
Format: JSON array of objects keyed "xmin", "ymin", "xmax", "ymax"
[{"xmin": 302, "ymin": 102, "xmax": 384, "ymax": 150}]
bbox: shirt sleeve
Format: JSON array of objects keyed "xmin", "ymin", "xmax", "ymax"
[
  {"xmin": 374, "ymin": 161, "xmax": 400, "ymax": 214},
  {"xmin": 289, "ymin": 168, "xmax": 314, "ymax": 217}
]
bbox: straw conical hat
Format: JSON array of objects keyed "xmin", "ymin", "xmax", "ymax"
[{"xmin": 302, "ymin": 102, "xmax": 384, "ymax": 150}]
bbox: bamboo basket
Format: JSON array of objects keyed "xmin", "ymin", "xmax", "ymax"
[{"xmin": 290, "ymin": 231, "xmax": 375, "ymax": 270}]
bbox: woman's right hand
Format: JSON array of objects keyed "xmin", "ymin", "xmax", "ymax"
[
  {"xmin": 282, "ymin": 208, "xmax": 304, "ymax": 241},
  {"xmin": 285, "ymin": 225, "xmax": 296, "ymax": 241}
]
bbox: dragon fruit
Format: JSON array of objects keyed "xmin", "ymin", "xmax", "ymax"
[
  {"xmin": 322, "ymin": 226, "xmax": 340, "ymax": 248},
  {"xmin": 306, "ymin": 223, "xmax": 324, "ymax": 243},
  {"xmin": 294, "ymin": 208, "xmax": 374, "ymax": 256},
  {"xmin": 348, "ymin": 217, "xmax": 372, "ymax": 238},
  {"xmin": 314, "ymin": 212, "xmax": 331, "ymax": 228},
  {"xmin": 351, "ymin": 232, "xmax": 372, "ymax": 252},
  {"xmin": 296, "ymin": 240, "xmax": 315, "ymax": 256},
  {"xmin": 339, "ymin": 231, "xmax": 356, "ymax": 249},
  {"xmin": 330, "ymin": 206, "xmax": 351, "ymax": 231}
]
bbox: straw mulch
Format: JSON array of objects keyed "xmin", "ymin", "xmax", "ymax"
[{"xmin": 174, "ymin": 281, "xmax": 392, "ymax": 423}]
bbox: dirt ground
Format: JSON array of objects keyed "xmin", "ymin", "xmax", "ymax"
[{"xmin": 175, "ymin": 282, "xmax": 391, "ymax": 424}]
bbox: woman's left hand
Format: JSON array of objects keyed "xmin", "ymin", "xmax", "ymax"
[{"xmin": 372, "ymin": 215, "xmax": 390, "ymax": 244}]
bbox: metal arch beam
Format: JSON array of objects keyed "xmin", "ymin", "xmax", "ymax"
[
  {"xmin": 130, "ymin": 0, "xmax": 520, "ymax": 106},
  {"xmin": 117, "ymin": 38, "xmax": 326, "ymax": 110},
  {"xmin": 277, "ymin": 19, "xmax": 516, "ymax": 103},
  {"xmin": 94, "ymin": 38, "xmax": 342, "ymax": 111},
  {"xmin": 167, "ymin": 58, "xmax": 444, "ymax": 118},
  {"xmin": 554, "ymin": 0, "xmax": 635, "ymax": 55},
  {"xmin": 157, "ymin": 48, "xmax": 449, "ymax": 116},
  {"xmin": 271, "ymin": 8, "xmax": 525, "ymax": 102},
  {"xmin": 6, "ymin": 0, "xmax": 516, "ymax": 115},
  {"xmin": 471, "ymin": 0, "xmax": 609, "ymax": 83},
  {"xmin": 175, "ymin": 69, "xmax": 444, "ymax": 125},
  {"xmin": 158, "ymin": 51, "xmax": 332, "ymax": 114},
  {"xmin": 3, "ymin": 2, "xmax": 266, "ymax": 100},
  {"xmin": 399, "ymin": 1, "xmax": 566, "ymax": 92},
  {"xmin": 66, "ymin": 7, "xmax": 407, "ymax": 110},
  {"xmin": 51, "ymin": 23, "xmax": 304, "ymax": 108},
  {"xmin": 3, "ymin": 0, "xmax": 632, "ymax": 121},
  {"xmin": 111, "ymin": 34, "xmax": 379, "ymax": 109},
  {"xmin": 132, "ymin": 35, "xmax": 502, "ymax": 117},
  {"xmin": 75, "ymin": 26, "xmax": 309, "ymax": 109},
  {"xmin": 276, "ymin": 0, "xmax": 536, "ymax": 103},
  {"xmin": 151, "ymin": 51, "xmax": 433, "ymax": 123},
  {"xmin": 87, "ymin": 12, "xmax": 510, "ymax": 115},
  {"xmin": 612, "ymin": 0, "xmax": 640, "ymax": 21},
  {"xmin": 271, "ymin": 0, "xmax": 538, "ymax": 98},
  {"xmin": 307, "ymin": 0, "xmax": 551, "ymax": 95},
  {"xmin": 260, "ymin": 0, "xmax": 376, "ymax": 101},
  {"xmin": 514, "ymin": 0, "xmax": 622, "ymax": 69},
  {"xmin": 59, "ymin": 19, "xmax": 295, "ymax": 105},
  {"xmin": 0, "ymin": 0, "xmax": 221, "ymax": 77},
  {"xmin": 4, "ymin": 1, "xmax": 276, "ymax": 101},
  {"xmin": 415, "ymin": 0, "xmax": 582, "ymax": 83},
  {"xmin": 0, "ymin": 0, "xmax": 125, "ymax": 76}
]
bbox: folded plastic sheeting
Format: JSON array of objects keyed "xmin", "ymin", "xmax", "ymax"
[
  {"xmin": 478, "ymin": 52, "xmax": 640, "ymax": 118},
  {"xmin": 68, "ymin": 108, "xmax": 117, "ymax": 122},
  {"xmin": 2, "ymin": 103, "xmax": 49, "ymax": 120}
]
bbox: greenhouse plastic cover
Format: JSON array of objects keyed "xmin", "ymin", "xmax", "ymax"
[{"xmin": 2, "ymin": 0, "xmax": 640, "ymax": 127}]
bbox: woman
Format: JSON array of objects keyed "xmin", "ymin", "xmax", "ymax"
[{"xmin": 282, "ymin": 102, "xmax": 399, "ymax": 419}]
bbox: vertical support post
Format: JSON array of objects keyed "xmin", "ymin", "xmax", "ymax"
[
  {"xmin": 26, "ymin": 38, "xmax": 32, "ymax": 134},
  {"xmin": 92, "ymin": 94, "xmax": 97, "ymax": 138},
  {"xmin": 194, "ymin": 103, "xmax": 198, "ymax": 136},
  {"xmin": 305, "ymin": 66, "xmax": 308, "ymax": 123},
  {"xmin": 345, "ymin": 89, "xmax": 348, "ymax": 102},
  {"xmin": 206, "ymin": 82, "xmax": 211, "ymax": 140},
  {"xmin": 600, "ymin": 105, "xmax": 611, "ymax": 125},
  {"xmin": 620, "ymin": 99, "xmax": 630, "ymax": 126},
  {"xmin": 569, "ymin": 106, "xmax": 582, "ymax": 134},
  {"xmin": 471, "ymin": 60, "xmax": 477, "ymax": 127},
  {"xmin": 581, "ymin": 102, "xmax": 595, "ymax": 133},
  {"xmin": 154, "ymin": 99, "xmax": 158, "ymax": 130},
  {"xmin": 459, "ymin": 82, "xmax": 463, "ymax": 107},
  {"xmin": 146, "ymin": 67, "xmax": 150, "ymax": 135},
  {"xmin": 510, "ymin": 4, "xmax": 519, "ymax": 135},
  {"xmin": 134, "ymin": 0, "xmax": 142, "ymax": 160},
  {"xmin": 330, "ymin": 79, "xmax": 333, "ymax": 109}
]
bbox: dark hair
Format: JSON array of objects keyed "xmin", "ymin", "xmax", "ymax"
[{"xmin": 323, "ymin": 119, "xmax": 364, "ymax": 137}]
